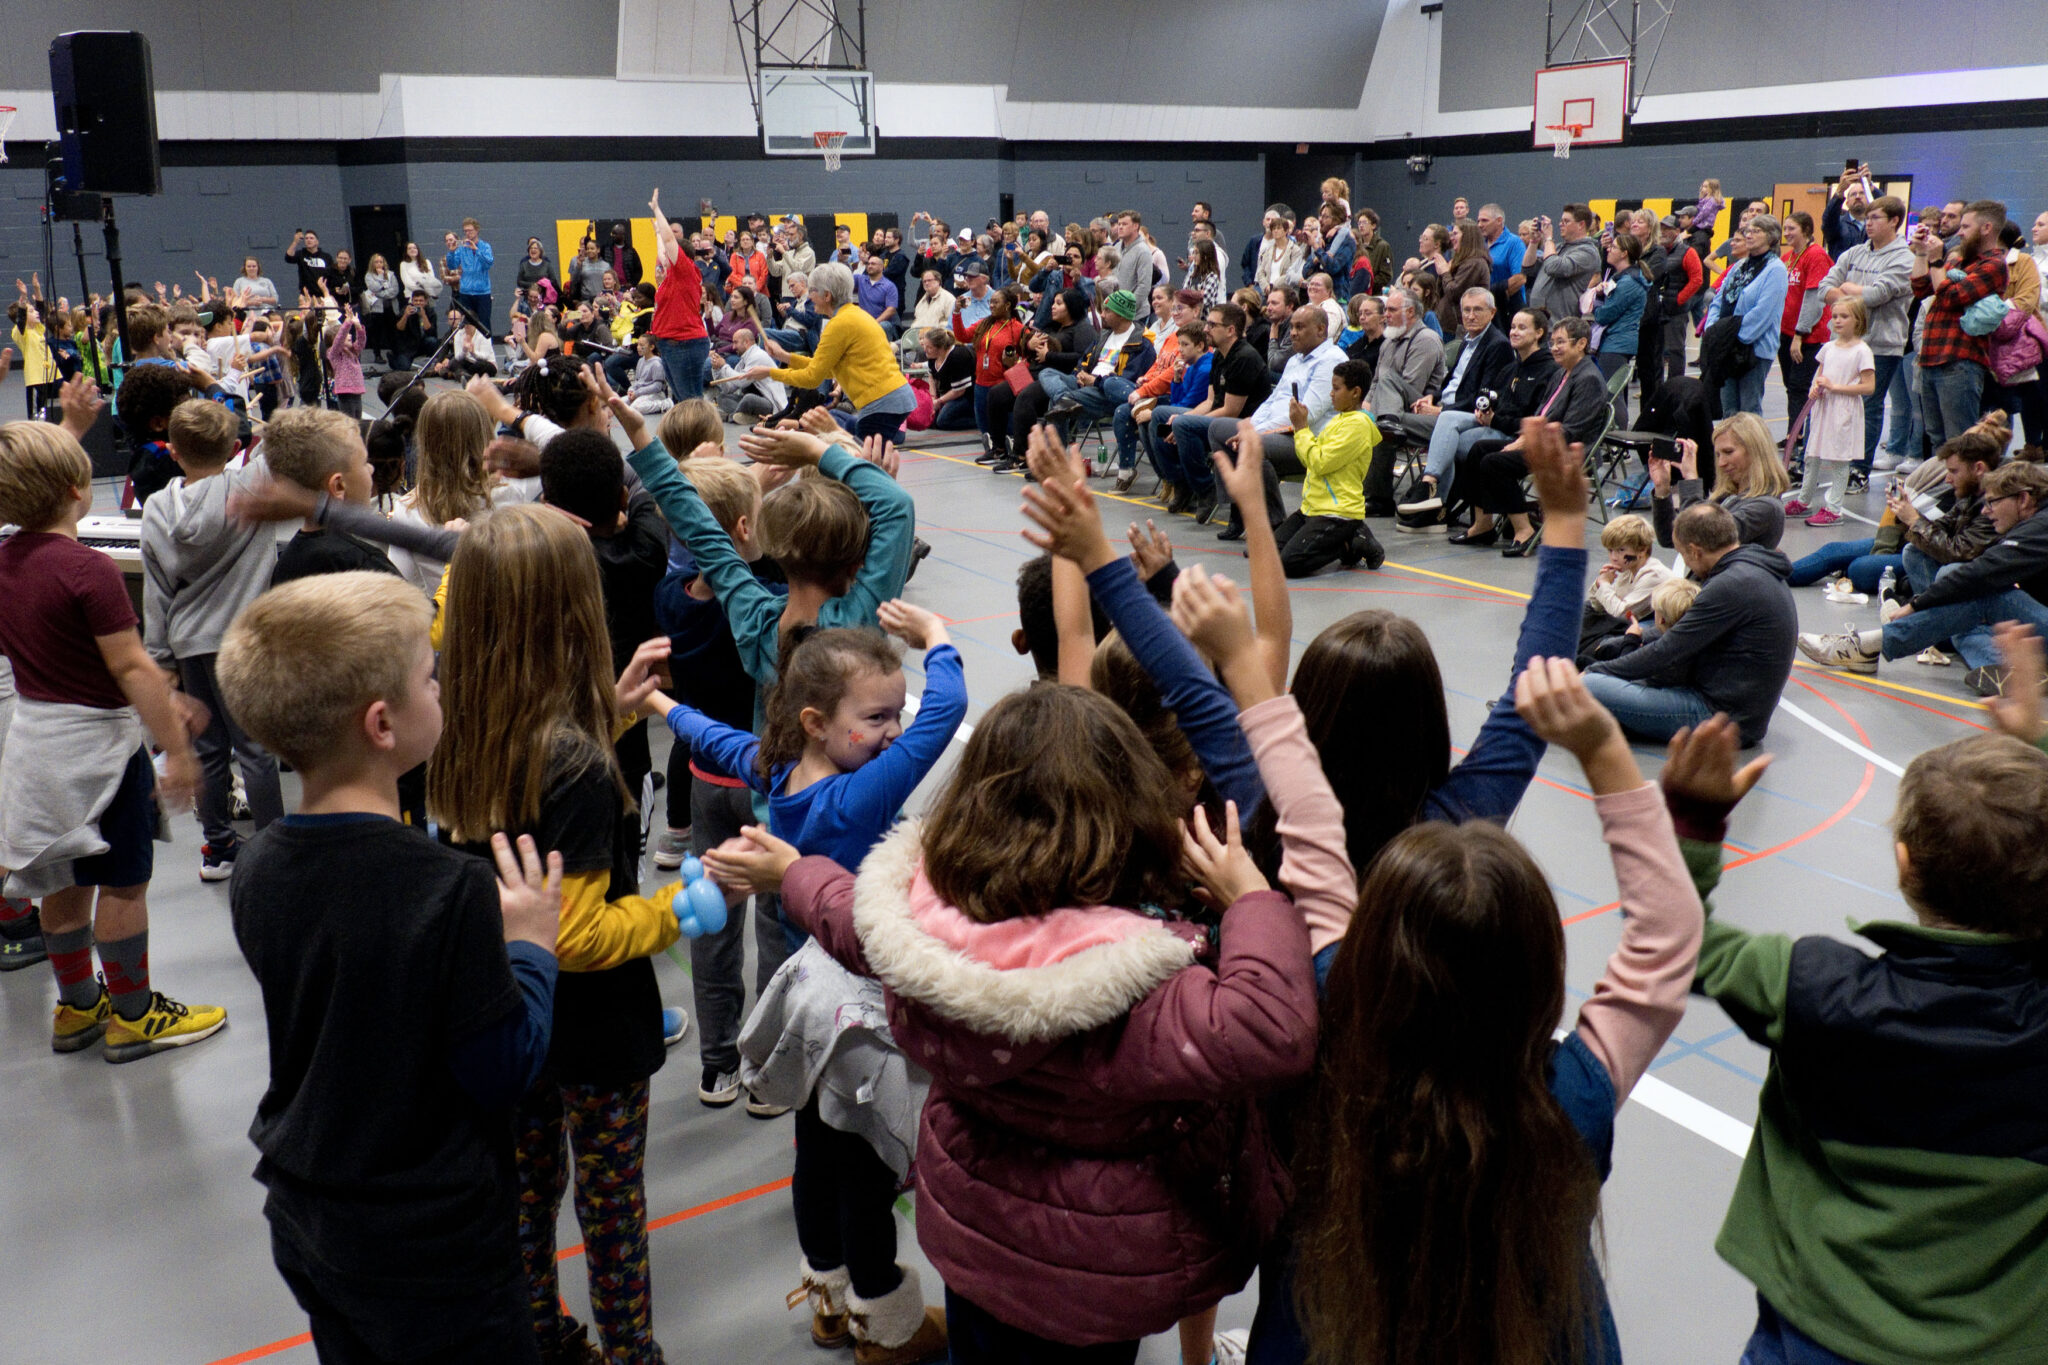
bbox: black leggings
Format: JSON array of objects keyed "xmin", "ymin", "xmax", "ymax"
[
  {"xmin": 943, "ymin": 1288, "xmax": 1139, "ymax": 1365},
  {"xmin": 984, "ymin": 380, "xmax": 1019, "ymax": 456},
  {"xmin": 791, "ymin": 1095, "xmax": 902, "ymax": 1301}
]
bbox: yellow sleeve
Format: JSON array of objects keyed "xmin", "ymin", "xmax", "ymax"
[
  {"xmin": 770, "ymin": 310, "xmax": 851, "ymax": 390},
  {"xmin": 1295, "ymin": 415, "xmax": 1377, "ymax": 478},
  {"xmin": 429, "ymin": 565, "xmax": 450, "ymax": 651},
  {"xmin": 553, "ymin": 869, "xmax": 684, "ymax": 973}
]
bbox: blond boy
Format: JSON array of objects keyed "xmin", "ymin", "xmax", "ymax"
[{"xmin": 263, "ymin": 407, "xmax": 398, "ymax": 583}]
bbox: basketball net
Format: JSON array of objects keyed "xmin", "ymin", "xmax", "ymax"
[
  {"xmin": 0, "ymin": 107, "xmax": 16, "ymax": 166},
  {"xmin": 1547, "ymin": 122, "xmax": 1584, "ymax": 161},
  {"xmin": 814, "ymin": 130, "xmax": 847, "ymax": 172}
]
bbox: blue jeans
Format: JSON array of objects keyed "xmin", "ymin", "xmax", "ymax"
[
  {"xmin": 1169, "ymin": 412, "xmax": 1236, "ymax": 496},
  {"xmin": 1788, "ymin": 536, "xmax": 1901, "ymax": 593},
  {"xmin": 1720, "ymin": 357, "xmax": 1769, "ymax": 416},
  {"xmin": 1916, "ymin": 358, "xmax": 1985, "ymax": 452},
  {"xmin": 1740, "ymin": 1295, "xmax": 1862, "ymax": 1365},
  {"xmin": 1142, "ymin": 404, "xmax": 1191, "ymax": 483},
  {"xmin": 1861, "ymin": 352, "xmax": 1901, "ymax": 469},
  {"xmin": 1901, "ymin": 543, "xmax": 1941, "ymax": 594},
  {"xmin": 1042, "ymin": 371, "xmax": 1133, "ymax": 444},
  {"xmin": 1421, "ymin": 410, "xmax": 1485, "ymax": 497},
  {"xmin": 972, "ymin": 382, "xmax": 999, "ymax": 446},
  {"xmin": 1885, "ymin": 351, "xmax": 1922, "ymax": 458},
  {"xmin": 1881, "ymin": 585, "xmax": 2048, "ymax": 669},
  {"xmin": 931, "ymin": 393, "xmax": 977, "ymax": 430},
  {"xmin": 1582, "ymin": 671, "xmax": 1718, "ymax": 743},
  {"xmin": 656, "ymin": 336, "xmax": 710, "ymax": 402}
]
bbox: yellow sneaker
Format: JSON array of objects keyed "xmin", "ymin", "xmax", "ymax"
[
  {"xmin": 103, "ymin": 991, "xmax": 227, "ymax": 1064},
  {"xmin": 52, "ymin": 982, "xmax": 113, "ymax": 1053}
]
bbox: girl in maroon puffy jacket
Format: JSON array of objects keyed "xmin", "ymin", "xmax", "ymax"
[{"xmin": 713, "ymin": 590, "xmax": 1350, "ymax": 1361}]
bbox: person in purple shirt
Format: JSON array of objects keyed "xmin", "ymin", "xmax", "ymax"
[{"xmin": 855, "ymin": 254, "xmax": 901, "ymax": 339}]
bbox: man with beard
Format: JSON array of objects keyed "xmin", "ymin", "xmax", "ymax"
[{"xmin": 1909, "ymin": 200, "xmax": 2008, "ymax": 450}]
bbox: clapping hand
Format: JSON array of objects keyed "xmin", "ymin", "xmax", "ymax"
[
  {"xmin": 1180, "ymin": 802, "xmax": 1268, "ymax": 910},
  {"xmin": 56, "ymin": 372, "xmax": 105, "ymax": 443},
  {"xmin": 1127, "ymin": 519, "xmax": 1174, "ymax": 580},
  {"xmin": 703, "ymin": 825, "xmax": 801, "ymax": 897},
  {"xmin": 1991, "ymin": 623, "xmax": 2047, "ymax": 744},
  {"xmin": 737, "ymin": 424, "xmax": 829, "ymax": 469},
  {"xmin": 615, "ymin": 637, "xmax": 672, "ymax": 714},
  {"xmin": 1020, "ymin": 425, "xmax": 1115, "ymax": 571}
]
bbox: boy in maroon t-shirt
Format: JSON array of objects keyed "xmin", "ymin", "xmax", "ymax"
[{"xmin": 0, "ymin": 392, "xmax": 228, "ymax": 1061}]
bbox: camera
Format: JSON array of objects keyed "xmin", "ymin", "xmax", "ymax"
[
  {"xmin": 1406, "ymin": 153, "xmax": 1432, "ymax": 174},
  {"xmin": 1474, "ymin": 390, "xmax": 1495, "ymax": 415}
]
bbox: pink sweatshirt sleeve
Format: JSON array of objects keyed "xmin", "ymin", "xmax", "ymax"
[
  {"xmin": 1237, "ymin": 694, "xmax": 1357, "ymax": 957},
  {"xmin": 1571, "ymin": 781, "xmax": 1704, "ymax": 1105}
]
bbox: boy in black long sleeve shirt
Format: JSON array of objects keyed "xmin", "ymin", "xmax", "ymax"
[{"xmin": 218, "ymin": 571, "xmax": 564, "ymax": 1361}]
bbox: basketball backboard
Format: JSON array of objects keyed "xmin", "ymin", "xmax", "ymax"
[
  {"xmin": 760, "ymin": 67, "xmax": 874, "ymax": 157},
  {"xmin": 1534, "ymin": 58, "xmax": 1629, "ymax": 151}
]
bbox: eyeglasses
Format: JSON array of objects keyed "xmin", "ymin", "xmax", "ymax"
[{"xmin": 1987, "ymin": 492, "xmax": 2024, "ymax": 507}]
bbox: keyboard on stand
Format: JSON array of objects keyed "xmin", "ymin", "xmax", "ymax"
[{"xmin": 2, "ymin": 515, "xmax": 147, "ymax": 614}]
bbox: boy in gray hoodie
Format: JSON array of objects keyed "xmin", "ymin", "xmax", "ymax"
[{"xmin": 142, "ymin": 398, "xmax": 283, "ymax": 880}]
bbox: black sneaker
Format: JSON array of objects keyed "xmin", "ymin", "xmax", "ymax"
[
  {"xmin": 975, "ymin": 448, "xmax": 1003, "ymax": 466},
  {"xmin": 1354, "ymin": 527, "xmax": 1387, "ymax": 570},
  {"xmin": 199, "ymin": 842, "xmax": 238, "ymax": 883},
  {"xmin": 1191, "ymin": 494, "xmax": 1219, "ymax": 524},
  {"xmin": 1164, "ymin": 486, "xmax": 1191, "ymax": 514},
  {"xmin": 992, "ymin": 456, "xmax": 1022, "ymax": 474},
  {"xmin": 1395, "ymin": 510, "xmax": 1447, "ymax": 534},
  {"xmin": 1045, "ymin": 395, "xmax": 1084, "ymax": 419},
  {"xmin": 905, "ymin": 537, "xmax": 933, "ymax": 583},
  {"xmin": 0, "ymin": 903, "xmax": 45, "ymax": 973},
  {"xmin": 700, "ymin": 1067, "xmax": 742, "ymax": 1107},
  {"xmin": 1846, "ymin": 470, "xmax": 1869, "ymax": 494}
]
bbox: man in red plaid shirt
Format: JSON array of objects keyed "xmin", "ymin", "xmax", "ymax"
[{"xmin": 1909, "ymin": 198, "xmax": 2008, "ymax": 450}]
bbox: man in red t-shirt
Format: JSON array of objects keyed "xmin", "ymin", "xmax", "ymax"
[
  {"xmin": 646, "ymin": 188, "xmax": 711, "ymax": 404},
  {"xmin": 1779, "ymin": 211, "xmax": 1834, "ymax": 456},
  {"xmin": 0, "ymin": 398, "xmax": 226, "ymax": 1060}
]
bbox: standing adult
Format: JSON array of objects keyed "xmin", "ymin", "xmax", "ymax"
[
  {"xmin": 1778, "ymin": 213, "xmax": 1834, "ymax": 452},
  {"xmin": 646, "ymin": 189, "xmax": 710, "ymax": 402},
  {"xmin": 516, "ymin": 239, "xmax": 555, "ymax": 302},
  {"xmin": 359, "ymin": 254, "xmax": 400, "ymax": 366},
  {"xmin": 1702, "ymin": 214, "xmax": 1790, "ymax": 417},
  {"xmin": 1357, "ymin": 209, "xmax": 1394, "ymax": 296},
  {"xmin": 607, "ymin": 224, "xmax": 645, "ymax": 290},
  {"xmin": 284, "ymin": 229, "xmax": 341, "ymax": 297},
  {"xmin": 1478, "ymin": 202, "xmax": 1527, "ymax": 316},
  {"xmin": 745, "ymin": 262, "xmax": 914, "ymax": 445},
  {"xmin": 228, "ymin": 257, "xmax": 279, "ymax": 313},
  {"xmin": 398, "ymin": 242, "xmax": 441, "ymax": 307},
  {"xmin": 445, "ymin": 218, "xmax": 495, "ymax": 331},
  {"xmin": 1108, "ymin": 212, "xmax": 1158, "ymax": 323},
  {"xmin": 1820, "ymin": 195, "xmax": 1914, "ymax": 475},
  {"xmin": 1822, "ymin": 165, "xmax": 1870, "ymax": 259},
  {"xmin": 1653, "ymin": 216, "xmax": 1704, "ymax": 385},
  {"xmin": 1909, "ymin": 199, "xmax": 2009, "ymax": 452},
  {"xmin": 1527, "ymin": 205, "xmax": 1603, "ymax": 327}
]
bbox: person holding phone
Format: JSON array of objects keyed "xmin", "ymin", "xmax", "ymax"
[{"xmin": 1825, "ymin": 161, "xmax": 1872, "ymax": 256}]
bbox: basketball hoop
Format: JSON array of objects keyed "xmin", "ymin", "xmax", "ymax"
[
  {"xmin": 813, "ymin": 130, "xmax": 847, "ymax": 172},
  {"xmin": 0, "ymin": 107, "xmax": 16, "ymax": 166},
  {"xmin": 1546, "ymin": 123, "xmax": 1585, "ymax": 161}
]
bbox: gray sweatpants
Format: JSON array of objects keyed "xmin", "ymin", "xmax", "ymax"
[{"xmin": 688, "ymin": 775, "xmax": 793, "ymax": 1075}]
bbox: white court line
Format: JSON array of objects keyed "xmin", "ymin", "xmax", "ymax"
[
  {"xmin": 1628, "ymin": 1073, "xmax": 1755, "ymax": 1157},
  {"xmin": 1775, "ymin": 698, "xmax": 1908, "ymax": 778},
  {"xmin": 902, "ymin": 693, "xmax": 972, "ymax": 739}
]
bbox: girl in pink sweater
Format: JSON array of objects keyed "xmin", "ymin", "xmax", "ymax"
[
  {"xmin": 324, "ymin": 308, "xmax": 366, "ymax": 418},
  {"xmin": 707, "ymin": 596, "xmax": 1351, "ymax": 1361}
]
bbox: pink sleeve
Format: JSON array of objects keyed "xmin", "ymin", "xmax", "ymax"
[
  {"xmin": 1571, "ymin": 781, "xmax": 1704, "ymax": 1105},
  {"xmin": 1237, "ymin": 694, "xmax": 1357, "ymax": 957}
]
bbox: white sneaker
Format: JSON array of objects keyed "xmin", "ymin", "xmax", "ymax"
[
  {"xmin": 1397, "ymin": 493, "xmax": 1444, "ymax": 514},
  {"xmin": 1895, "ymin": 457, "xmax": 1923, "ymax": 474},
  {"xmin": 1797, "ymin": 626, "xmax": 1881, "ymax": 674},
  {"xmin": 651, "ymin": 827, "xmax": 691, "ymax": 871},
  {"xmin": 1916, "ymin": 646, "xmax": 1952, "ymax": 666},
  {"xmin": 1214, "ymin": 1330, "xmax": 1250, "ymax": 1365},
  {"xmin": 1871, "ymin": 451, "xmax": 1903, "ymax": 472}
]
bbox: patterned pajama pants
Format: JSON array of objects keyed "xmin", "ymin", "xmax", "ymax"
[{"xmin": 516, "ymin": 1080, "xmax": 663, "ymax": 1364}]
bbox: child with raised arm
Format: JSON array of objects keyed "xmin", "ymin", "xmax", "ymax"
[
  {"xmin": 0, "ymin": 412, "xmax": 225, "ymax": 1061},
  {"xmin": 142, "ymin": 397, "xmax": 285, "ymax": 882},
  {"xmin": 218, "ymin": 572, "xmax": 563, "ymax": 1363}
]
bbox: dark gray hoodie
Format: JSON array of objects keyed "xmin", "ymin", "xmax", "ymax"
[{"xmin": 1587, "ymin": 542, "xmax": 1797, "ymax": 745}]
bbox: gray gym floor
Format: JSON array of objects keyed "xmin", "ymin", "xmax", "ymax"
[{"xmin": 1, "ymin": 354, "xmax": 1979, "ymax": 1364}]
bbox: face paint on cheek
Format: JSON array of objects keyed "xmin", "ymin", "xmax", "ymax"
[{"xmin": 848, "ymin": 730, "xmax": 862, "ymax": 745}]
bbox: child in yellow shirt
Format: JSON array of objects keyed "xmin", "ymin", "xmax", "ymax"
[{"xmin": 1280, "ymin": 357, "xmax": 1383, "ymax": 576}]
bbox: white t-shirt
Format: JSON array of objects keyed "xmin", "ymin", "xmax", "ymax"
[{"xmin": 1093, "ymin": 326, "xmax": 1136, "ymax": 377}]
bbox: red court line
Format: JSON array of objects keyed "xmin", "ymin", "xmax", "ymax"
[
  {"xmin": 1798, "ymin": 668, "xmax": 1990, "ymax": 731},
  {"xmin": 202, "ymin": 1177, "xmax": 793, "ymax": 1365},
  {"xmin": 1560, "ymin": 681, "xmax": 1881, "ymax": 927}
]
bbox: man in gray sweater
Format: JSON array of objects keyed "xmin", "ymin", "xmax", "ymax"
[
  {"xmin": 1819, "ymin": 194, "xmax": 1915, "ymax": 474},
  {"xmin": 141, "ymin": 400, "xmax": 285, "ymax": 879},
  {"xmin": 1109, "ymin": 211, "xmax": 1158, "ymax": 322},
  {"xmin": 1528, "ymin": 204, "xmax": 1604, "ymax": 325}
]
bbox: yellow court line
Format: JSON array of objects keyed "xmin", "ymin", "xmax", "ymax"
[
  {"xmin": 1792, "ymin": 660, "xmax": 1990, "ymax": 711},
  {"xmin": 912, "ymin": 446, "xmax": 1203, "ymax": 514},
  {"xmin": 1379, "ymin": 560, "xmax": 1531, "ymax": 599}
]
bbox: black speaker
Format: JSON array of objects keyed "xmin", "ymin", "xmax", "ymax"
[{"xmin": 49, "ymin": 31, "xmax": 161, "ymax": 197}]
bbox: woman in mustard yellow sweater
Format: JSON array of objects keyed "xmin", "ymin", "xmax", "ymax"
[{"xmin": 741, "ymin": 261, "xmax": 914, "ymax": 442}]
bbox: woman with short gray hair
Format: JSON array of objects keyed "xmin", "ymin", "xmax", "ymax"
[
  {"xmin": 742, "ymin": 259, "xmax": 914, "ymax": 442},
  {"xmin": 1702, "ymin": 211, "xmax": 1789, "ymax": 416}
]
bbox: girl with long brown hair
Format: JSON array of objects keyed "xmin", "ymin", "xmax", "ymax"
[
  {"xmin": 430, "ymin": 502, "xmax": 685, "ymax": 1364},
  {"xmin": 383, "ymin": 390, "xmax": 507, "ymax": 593},
  {"xmin": 1288, "ymin": 658, "xmax": 1713, "ymax": 1365}
]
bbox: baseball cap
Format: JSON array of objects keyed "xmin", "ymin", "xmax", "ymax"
[
  {"xmin": 960, "ymin": 260, "xmax": 988, "ymax": 277},
  {"xmin": 1658, "ymin": 214, "xmax": 1681, "ymax": 230}
]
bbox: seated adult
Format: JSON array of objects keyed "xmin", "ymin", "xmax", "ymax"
[
  {"xmin": 1211, "ymin": 304, "xmax": 1345, "ymax": 539},
  {"xmin": 854, "ymin": 253, "xmax": 902, "ymax": 339},
  {"xmin": 922, "ymin": 328, "xmax": 978, "ymax": 432},
  {"xmin": 990, "ymin": 288, "xmax": 1100, "ymax": 470},
  {"xmin": 1038, "ymin": 291, "xmax": 1156, "ymax": 487},
  {"xmin": 1379, "ymin": 288, "xmax": 1516, "ymax": 521},
  {"xmin": 1584, "ymin": 502, "xmax": 1798, "ymax": 744},
  {"xmin": 1345, "ymin": 293, "xmax": 1385, "ymax": 373},
  {"xmin": 1261, "ymin": 285, "xmax": 1298, "ymax": 376},
  {"xmin": 390, "ymin": 287, "xmax": 438, "ymax": 370},
  {"xmin": 1398, "ymin": 306, "xmax": 1561, "ymax": 533},
  {"xmin": 1356, "ymin": 287, "xmax": 1447, "ymax": 514},
  {"xmin": 1132, "ymin": 323, "xmax": 1215, "ymax": 505},
  {"xmin": 1790, "ymin": 418, "xmax": 2003, "ymax": 594},
  {"xmin": 1801, "ymin": 458, "xmax": 2048, "ymax": 695},
  {"xmin": 1163, "ymin": 302, "xmax": 1273, "ymax": 521},
  {"xmin": 1452, "ymin": 316, "xmax": 1608, "ymax": 555},
  {"xmin": 1648, "ymin": 410, "xmax": 1789, "ymax": 550},
  {"xmin": 712, "ymin": 284, "xmax": 762, "ymax": 358},
  {"xmin": 900, "ymin": 269, "xmax": 957, "ymax": 359},
  {"xmin": 1577, "ymin": 513, "xmax": 1674, "ymax": 663}
]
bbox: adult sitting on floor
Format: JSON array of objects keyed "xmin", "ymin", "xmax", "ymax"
[
  {"xmin": 1375, "ymin": 287, "xmax": 1516, "ymax": 523},
  {"xmin": 1798, "ymin": 456, "xmax": 2048, "ymax": 697},
  {"xmin": 1449, "ymin": 316, "xmax": 1609, "ymax": 556},
  {"xmin": 1789, "ymin": 412, "xmax": 2006, "ymax": 595},
  {"xmin": 1584, "ymin": 501, "xmax": 1798, "ymax": 745},
  {"xmin": 1649, "ymin": 410, "xmax": 1789, "ymax": 550}
]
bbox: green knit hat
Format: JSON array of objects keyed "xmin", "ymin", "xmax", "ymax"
[{"xmin": 1103, "ymin": 289, "xmax": 1140, "ymax": 320}]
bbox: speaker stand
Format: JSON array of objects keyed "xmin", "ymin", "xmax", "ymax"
[{"xmin": 100, "ymin": 196, "xmax": 137, "ymax": 376}]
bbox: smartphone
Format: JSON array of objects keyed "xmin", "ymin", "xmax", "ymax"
[
  {"xmin": 1291, "ymin": 382, "xmax": 1301, "ymax": 400},
  {"xmin": 1845, "ymin": 157, "xmax": 1860, "ymax": 172}
]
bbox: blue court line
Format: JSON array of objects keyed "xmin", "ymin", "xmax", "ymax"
[{"xmin": 1650, "ymin": 1028, "xmax": 1767, "ymax": 1087}]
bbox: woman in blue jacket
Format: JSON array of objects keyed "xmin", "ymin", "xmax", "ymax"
[
  {"xmin": 1592, "ymin": 233, "xmax": 1651, "ymax": 427},
  {"xmin": 1703, "ymin": 214, "xmax": 1790, "ymax": 417}
]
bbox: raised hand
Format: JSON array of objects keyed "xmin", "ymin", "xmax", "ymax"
[
  {"xmin": 1127, "ymin": 518, "xmax": 1174, "ymax": 580},
  {"xmin": 877, "ymin": 599, "xmax": 949, "ymax": 651},
  {"xmin": 1991, "ymin": 622, "xmax": 2047, "ymax": 744},
  {"xmin": 1661, "ymin": 713, "xmax": 1771, "ymax": 808},
  {"xmin": 1020, "ymin": 427, "xmax": 1115, "ymax": 571},
  {"xmin": 615, "ymin": 636, "xmax": 673, "ymax": 714},
  {"xmin": 492, "ymin": 833, "xmax": 564, "ymax": 952},
  {"xmin": 1180, "ymin": 801, "xmax": 1268, "ymax": 909},
  {"xmin": 1519, "ymin": 418, "xmax": 1588, "ymax": 531},
  {"xmin": 737, "ymin": 425, "xmax": 828, "ymax": 468},
  {"xmin": 860, "ymin": 434, "xmax": 901, "ymax": 478},
  {"xmin": 56, "ymin": 372, "xmax": 105, "ymax": 442},
  {"xmin": 703, "ymin": 825, "xmax": 801, "ymax": 896},
  {"xmin": 1514, "ymin": 655, "xmax": 1640, "ymax": 796}
]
